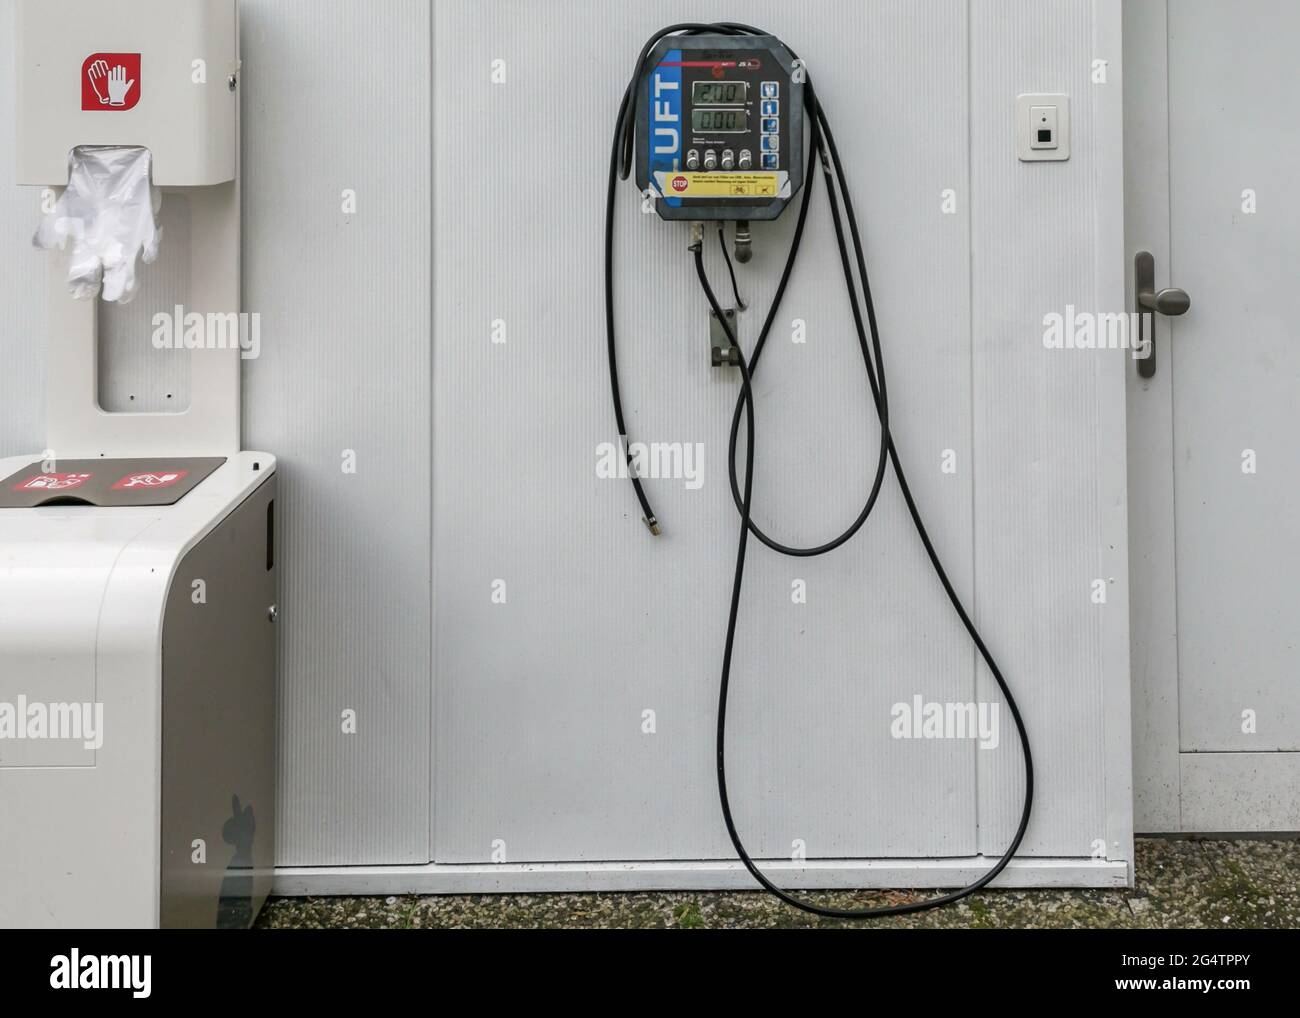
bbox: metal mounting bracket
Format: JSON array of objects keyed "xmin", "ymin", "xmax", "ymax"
[{"xmin": 710, "ymin": 307, "xmax": 740, "ymax": 367}]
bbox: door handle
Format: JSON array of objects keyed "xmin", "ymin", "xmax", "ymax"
[{"xmin": 1135, "ymin": 250, "xmax": 1190, "ymax": 379}]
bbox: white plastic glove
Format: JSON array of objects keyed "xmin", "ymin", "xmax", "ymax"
[{"xmin": 33, "ymin": 146, "xmax": 162, "ymax": 304}]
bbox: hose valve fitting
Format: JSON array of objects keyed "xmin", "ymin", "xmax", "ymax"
[{"xmin": 734, "ymin": 220, "xmax": 753, "ymax": 264}]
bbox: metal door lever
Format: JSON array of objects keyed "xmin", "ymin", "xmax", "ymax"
[{"xmin": 1135, "ymin": 250, "xmax": 1190, "ymax": 379}]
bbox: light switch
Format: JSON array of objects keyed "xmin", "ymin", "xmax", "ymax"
[
  {"xmin": 1017, "ymin": 93, "xmax": 1070, "ymax": 162},
  {"xmin": 1030, "ymin": 105, "xmax": 1059, "ymax": 149}
]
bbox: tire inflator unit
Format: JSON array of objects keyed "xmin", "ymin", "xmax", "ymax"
[
  {"xmin": 607, "ymin": 24, "xmax": 1035, "ymax": 918},
  {"xmin": 0, "ymin": 0, "xmax": 275, "ymax": 928}
]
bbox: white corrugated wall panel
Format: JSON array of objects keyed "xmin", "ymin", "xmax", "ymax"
[
  {"xmin": 970, "ymin": 0, "xmax": 1120, "ymax": 855},
  {"xmin": 0, "ymin": 0, "xmax": 47, "ymax": 459},
  {"xmin": 433, "ymin": 0, "xmax": 980, "ymax": 864},
  {"xmin": 241, "ymin": 0, "xmax": 433, "ymax": 865}
]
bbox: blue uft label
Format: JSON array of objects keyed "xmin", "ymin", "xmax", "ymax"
[{"xmin": 649, "ymin": 50, "xmax": 683, "ymax": 205}]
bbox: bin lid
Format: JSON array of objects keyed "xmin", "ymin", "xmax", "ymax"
[{"xmin": 0, "ymin": 457, "xmax": 227, "ymax": 508}]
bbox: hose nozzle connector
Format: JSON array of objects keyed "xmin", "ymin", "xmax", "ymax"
[
  {"xmin": 688, "ymin": 221, "xmax": 705, "ymax": 252},
  {"xmin": 734, "ymin": 220, "xmax": 753, "ymax": 264},
  {"xmin": 643, "ymin": 515, "xmax": 662, "ymax": 536}
]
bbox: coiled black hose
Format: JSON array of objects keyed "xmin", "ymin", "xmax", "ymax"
[{"xmin": 606, "ymin": 22, "xmax": 1033, "ymax": 918}]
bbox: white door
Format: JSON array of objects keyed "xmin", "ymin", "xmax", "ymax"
[{"xmin": 1127, "ymin": 0, "xmax": 1300, "ymax": 831}]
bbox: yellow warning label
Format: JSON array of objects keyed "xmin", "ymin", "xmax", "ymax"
[{"xmin": 663, "ymin": 172, "xmax": 780, "ymax": 198}]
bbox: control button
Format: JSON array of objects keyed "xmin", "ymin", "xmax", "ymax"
[
  {"xmin": 761, "ymin": 134, "xmax": 779, "ymax": 152},
  {"xmin": 737, "ymin": 149, "xmax": 753, "ymax": 169},
  {"xmin": 685, "ymin": 149, "xmax": 700, "ymax": 170},
  {"xmin": 761, "ymin": 81, "xmax": 779, "ymax": 98},
  {"xmin": 703, "ymin": 149, "xmax": 718, "ymax": 170},
  {"xmin": 720, "ymin": 149, "xmax": 735, "ymax": 170},
  {"xmin": 761, "ymin": 118, "xmax": 779, "ymax": 134},
  {"xmin": 1029, "ymin": 105, "xmax": 1059, "ymax": 150},
  {"xmin": 761, "ymin": 100, "xmax": 779, "ymax": 116},
  {"xmin": 762, "ymin": 152, "xmax": 779, "ymax": 169}
]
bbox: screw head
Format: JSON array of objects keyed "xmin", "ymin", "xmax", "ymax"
[{"xmin": 228, "ymin": 74, "xmax": 238, "ymax": 92}]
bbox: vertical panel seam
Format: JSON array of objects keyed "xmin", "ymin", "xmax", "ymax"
[
  {"xmin": 1162, "ymin": 0, "xmax": 1184, "ymax": 830},
  {"xmin": 964, "ymin": 0, "xmax": 981, "ymax": 849},
  {"xmin": 428, "ymin": 0, "xmax": 438, "ymax": 864}
]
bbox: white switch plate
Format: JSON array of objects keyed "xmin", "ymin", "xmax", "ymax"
[{"xmin": 1017, "ymin": 93, "xmax": 1070, "ymax": 161}]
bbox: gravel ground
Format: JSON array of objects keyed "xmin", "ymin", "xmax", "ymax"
[{"xmin": 256, "ymin": 837, "xmax": 1300, "ymax": 929}]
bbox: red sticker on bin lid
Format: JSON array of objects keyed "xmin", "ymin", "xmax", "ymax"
[
  {"xmin": 112, "ymin": 470, "xmax": 189, "ymax": 491},
  {"xmin": 12, "ymin": 473, "xmax": 93, "ymax": 492},
  {"xmin": 82, "ymin": 53, "xmax": 141, "ymax": 111}
]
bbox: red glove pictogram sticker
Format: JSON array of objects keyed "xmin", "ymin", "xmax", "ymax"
[{"xmin": 82, "ymin": 53, "xmax": 141, "ymax": 111}]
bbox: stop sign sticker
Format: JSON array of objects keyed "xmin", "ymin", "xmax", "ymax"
[
  {"xmin": 82, "ymin": 53, "xmax": 141, "ymax": 111},
  {"xmin": 671, "ymin": 175, "xmax": 690, "ymax": 193}
]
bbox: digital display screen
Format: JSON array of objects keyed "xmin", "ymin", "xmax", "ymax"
[
  {"xmin": 692, "ymin": 81, "xmax": 748, "ymax": 105},
  {"xmin": 691, "ymin": 109, "xmax": 749, "ymax": 133}
]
